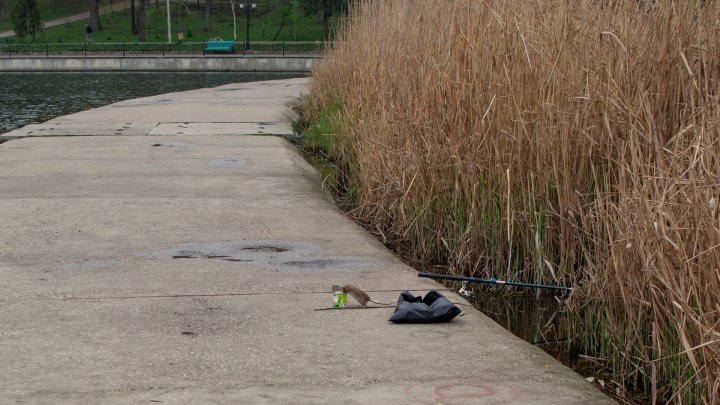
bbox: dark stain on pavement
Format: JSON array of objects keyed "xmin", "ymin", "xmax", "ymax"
[{"xmin": 141, "ymin": 240, "xmax": 380, "ymax": 272}]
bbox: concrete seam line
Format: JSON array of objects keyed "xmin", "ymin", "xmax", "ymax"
[{"xmin": 21, "ymin": 289, "xmax": 451, "ymax": 302}]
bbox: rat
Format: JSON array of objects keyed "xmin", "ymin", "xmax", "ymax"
[{"xmin": 342, "ymin": 284, "xmax": 394, "ymax": 307}]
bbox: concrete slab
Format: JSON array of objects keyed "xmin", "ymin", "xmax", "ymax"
[
  {"xmin": 149, "ymin": 122, "xmax": 293, "ymax": 136},
  {"xmin": 1, "ymin": 121, "xmax": 158, "ymax": 138},
  {"xmin": 0, "ymin": 78, "xmax": 306, "ymax": 141},
  {"xmin": 48, "ymin": 78, "xmax": 306, "ymax": 125},
  {"xmin": 0, "ymin": 78, "xmax": 613, "ymax": 403},
  {"xmin": 1, "ymin": 295, "xmax": 598, "ymax": 404}
]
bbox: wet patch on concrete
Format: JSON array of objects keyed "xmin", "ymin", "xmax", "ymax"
[
  {"xmin": 147, "ymin": 141, "xmax": 193, "ymax": 148},
  {"xmin": 140, "ymin": 240, "xmax": 379, "ymax": 272},
  {"xmin": 209, "ymin": 159, "xmax": 247, "ymax": 168},
  {"xmin": 242, "ymin": 245, "xmax": 287, "ymax": 253},
  {"xmin": 141, "ymin": 240, "xmax": 319, "ymax": 262},
  {"xmin": 278, "ymin": 256, "xmax": 381, "ymax": 273}
]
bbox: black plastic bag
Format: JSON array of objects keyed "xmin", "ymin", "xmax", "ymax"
[{"xmin": 389, "ymin": 290, "xmax": 461, "ymax": 323}]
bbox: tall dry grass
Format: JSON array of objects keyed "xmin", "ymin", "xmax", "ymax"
[{"xmin": 304, "ymin": 0, "xmax": 720, "ymax": 402}]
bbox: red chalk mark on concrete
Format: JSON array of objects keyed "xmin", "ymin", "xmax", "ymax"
[
  {"xmin": 405, "ymin": 380, "xmax": 525, "ymax": 404},
  {"xmin": 433, "ymin": 383, "xmax": 497, "ymax": 401}
]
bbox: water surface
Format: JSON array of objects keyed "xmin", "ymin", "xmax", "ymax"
[{"xmin": 0, "ymin": 72, "xmax": 305, "ymax": 133}]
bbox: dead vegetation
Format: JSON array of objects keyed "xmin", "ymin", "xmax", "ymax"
[{"xmin": 303, "ymin": 0, "xmax": 720, "ymax": 402}]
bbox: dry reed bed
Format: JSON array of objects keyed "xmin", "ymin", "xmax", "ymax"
[{"xmin": 305, "ymin": 0, "xmax": 720, "ymax": 402}]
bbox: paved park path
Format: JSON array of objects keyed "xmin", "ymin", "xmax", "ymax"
[
  {"xmin": 0, "ymin": 1, "xmax": 131, "ymax": 39},
  {"xmin": 0, "ymin": 78, "xmax": 613, "ymax": 403}
]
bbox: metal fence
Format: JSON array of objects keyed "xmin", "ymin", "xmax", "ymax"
[{"xmin": 0, "ymin": 41, "xmax": 329, "ymax": 57}]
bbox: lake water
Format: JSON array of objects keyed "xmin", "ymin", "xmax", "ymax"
[{"xmin": 0, "ymin": 72, "xmax": 306, "ymax": 133}]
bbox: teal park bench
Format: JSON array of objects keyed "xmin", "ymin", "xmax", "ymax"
[{"xmin": 204, "ymin": 41, "xmax": 235, "ymax": 54}]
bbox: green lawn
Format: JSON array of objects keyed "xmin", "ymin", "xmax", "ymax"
[
  {"xmin": 0, "ymin": 0, "xmax": 91, "ymax": 32},
  {"xmin": 2, "ymin": 2, "xmax": 327, "ymax": 43}
]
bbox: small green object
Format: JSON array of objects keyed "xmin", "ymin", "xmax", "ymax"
[{"xmin": 333, "ymin": 291, "xmax": 347, "ymax": 308}]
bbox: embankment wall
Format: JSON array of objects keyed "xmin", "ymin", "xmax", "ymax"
[{"xmin": 0, "ymin": 56, "xmax": 315, "ymax": 72}]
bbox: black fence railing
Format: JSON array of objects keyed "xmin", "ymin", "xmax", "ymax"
[{"xmin": 0, "ymin": 41, "xmax": 330, "ymax": 57}]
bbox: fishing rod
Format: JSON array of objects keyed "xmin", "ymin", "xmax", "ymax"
[{"xmin": 417, "ymin": 272, "xmax": 573, "ymax": 292}]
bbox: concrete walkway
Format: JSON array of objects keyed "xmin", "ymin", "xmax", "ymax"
[
  {"xmin": 0, "ymin": 1, "xmax": 131, "ymax": 39},
  {"xmin": 0, "ymin": 78, "xmax": 613, "ymax": 404}
]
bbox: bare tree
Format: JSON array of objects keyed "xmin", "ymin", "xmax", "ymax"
[
  {"xmin": 228, "ymin": 0, "xmax": 236, "ymax": 40},
  {"xmin": 204, "ymin": 0, "xmax": 211, "ymax": 32},
  {"xmin": 176, "ymin": 2, "xmax": 190, "ymax": 25},
  {"xmin": 89, "ymin": 0, "xmax": 101, "ymax": 30}
]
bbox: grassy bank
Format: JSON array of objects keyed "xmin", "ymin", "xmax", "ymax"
[
  {"xmin": 2, "ymin": 2, "xmax": 325, "ymax": 43},
  {"xmin": 301, "ymin": 0, "xmax": 720, "ymax": 402},
  {"xmin": 0, "ymin": 0, "xmax": 89, "ymax": 32}
]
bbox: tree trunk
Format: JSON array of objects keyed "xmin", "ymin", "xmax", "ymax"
[
  {"xmin": 322, "ymin": 0, "xmax": 328, "ymax": 41},
  {"xmin": 89, "ymin": 0, "xmax": 101, "ymax": 30},
  {"xmin": 130, "ymin": 0, "xmax": 136, "ymax": 35},
  {"xmin": 229, "ymin": 0, "xmax": 236, "ymax": 40},
  {"xmin": 138, "ymin": 0, "xmax": 147, "ymax": 41},
  {"xmin": 204, "ymin": 0, "xmax": 211, "ymax": 32},
  {"xmin": 0, "ymin": 0, "xmax": 8, "ymax": 22},
  {"xmin": 272, "ymin": 20, "xmax": 285, "ymax": 41}
]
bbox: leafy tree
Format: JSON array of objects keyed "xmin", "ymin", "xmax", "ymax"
[{"xmin": 10, "ymin": 0, "xmax": 41, "ymax": 41}]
